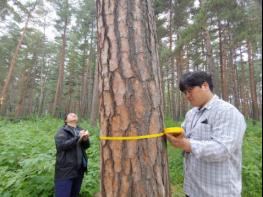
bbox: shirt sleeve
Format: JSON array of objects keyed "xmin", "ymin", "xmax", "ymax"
[{"xmin": 190, "ymin": 107, "xmax": 246, "ymax": 162}]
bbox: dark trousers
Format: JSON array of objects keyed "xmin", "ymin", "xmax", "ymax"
[{"xmin": 55, "ymin": 176, "xmax": 83, "ymax": 197}]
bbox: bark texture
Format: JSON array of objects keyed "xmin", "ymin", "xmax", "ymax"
[{"xmin": 97, "ymin": 0, "xmax": 170, "ymax": 196}]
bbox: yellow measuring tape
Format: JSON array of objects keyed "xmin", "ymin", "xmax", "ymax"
[{"xmin": 99, "ymin": 127, "xmax": 183, "ymax": 141}]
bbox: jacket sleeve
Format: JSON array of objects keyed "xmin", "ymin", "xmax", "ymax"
[
  {"xmin": 189, "ymin": 107, "xmax": 246, "ymax": 162},
  {"xmin": 81, "ymin": 138, "xmax": 90, "ymax": 150},
  {"xmin": 78, "ymin": 126, "xmax": 90, "ymax": 149},
  {"xmin": 55, "ymin": 129, "xmax": 79, "ymax": 152}
]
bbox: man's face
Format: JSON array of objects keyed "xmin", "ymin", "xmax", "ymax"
[
  {"xmin": 183, "ymin": 83, "xmax": 208, "ymax": 107},
  {"xmin": 66, "ymin": 113, "xmax": 78, "ymax": 124}
]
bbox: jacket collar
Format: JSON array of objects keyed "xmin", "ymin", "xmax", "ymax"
[{"xmin": 63, "ymin": 125, "xmax": 79, "ymax": 136}]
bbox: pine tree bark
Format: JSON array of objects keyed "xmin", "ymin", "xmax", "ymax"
[{"xmin": 97, "ymin": 0, "xmax": 170, "ymax": 196}]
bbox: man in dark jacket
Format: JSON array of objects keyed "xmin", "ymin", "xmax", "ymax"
[{"xmin": 54, "ymin": 113, "xmax": 90, "ymax": 197}]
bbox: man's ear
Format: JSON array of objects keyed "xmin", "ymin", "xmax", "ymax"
[{"xmin": 202, "ymin": 82, "xmax": 210, "ymax": 91}]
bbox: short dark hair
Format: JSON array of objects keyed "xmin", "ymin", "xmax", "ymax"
[
  {"xmin": 179, "ymin": 71, "xmax": 214, "ymax": 92},
  {"xmin": 64, "ymin": 113, "xmax": 70, "ymax": 125}
]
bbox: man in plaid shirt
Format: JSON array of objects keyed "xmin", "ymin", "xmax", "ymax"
[{"xmin": 166, "ymin": 71, "xmax": 246, "ymax": 197}]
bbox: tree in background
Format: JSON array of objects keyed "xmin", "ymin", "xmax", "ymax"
[
  {"xmin": 157, "ymin": 0, "xmax": 262, "ymax": 121},
  {"xmin": 52, "ymin": 0, "xmax": 71, "ymax": 116},
  {"xmin": 0, "ymin": 0, "xmax": 261, "ymax": 122},
  {"xmin": 0, "ymin": 1, "xmax": 37, "ymax": 113}
]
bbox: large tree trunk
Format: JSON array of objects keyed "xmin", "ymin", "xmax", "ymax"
[
  {"xmin": 52, "ymin": 16, "xmax": 68, "ymax": 117},
  {"xmin": 247, "ymin": 41, "xmax": 259, "ymax": 123},
  {"xmin": 97, "ymin": 0, "xmax": 171, "ymax": 196}
]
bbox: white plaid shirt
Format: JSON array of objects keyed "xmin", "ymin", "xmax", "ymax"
[{"xmin": 182, "ymin": 95, "xmax": 246, "ymax": 197}]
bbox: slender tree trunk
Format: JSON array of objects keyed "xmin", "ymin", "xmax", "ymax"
[
  {"xmin": 200, "ymin": 6, "xmax": 219, "ymax": 94},
  {"xmin": 247, "ymin": 41, "xmax": 259, "ymax": 123},
  {"xmin": 175, "ymin": 47, "xmax": 181, "ymax": 120},
  {"xmin": 80, "ymin": 32, "xmax": 90, "ymax": 117},
  {"xmin": 38, "ymin": 63, "xmax": 48, "ymax": 115},
  {"xmin": 90, "ymin": 62, "xmax": 99, "ymax": 126},
  {"xmin": 199, "ymin": 0, "xmax": 215, "ymax": 73},
  {"xmin": 52, "ymin": 17, "xmax": 68, "ymax": 117},
  {"xmin": 218, "ymin": 21, "xmax": 228, "ymax": 101},
  {"xmin": 229, "ymin": 48, "xmax": 240, "ymax": 109},
  {"xmin": 15, "ymin": 70, "xmax": 29, "ymax": 117},
  {"xmin": 0, "ymin": 12, "xmax": 31, "ymax": 112},
  {"xmin": 27, "ymin": 80, "xmax": 34, "ymax": 114},
  {"xmin": 87, "ymin": 63, "xmax": 94, "ymax": 116},
  {"xmin": 87, "ymin": 22, "xmax": 96, "ymax": 117},
  {"xmin": 175, "ymin": 93, "xmax": 181, "ymax": 120},
  {"xmin": 90, "ymin": 21, "xmax": 100, "ymax": 124},
  {"xmin": 80, "ymin": 58, "xmax": 90, "ymax": 116},
  {"xmin": 202, "ymin": 30, "xmax": 215, "ymax": 74},
  {"xmin": 169, "ymin": 0, "xmax": 175, "ymax": 119},
  {"xmin": 38, "ymin": 15, "xmax": 48, "ymax": 115},
  {"xmin": 175, "ymin": 35, "xmax": 183, "ymax": 120},
  {"xmin": 239, "ymin": 47, "xmax": 249, "ymax": 118},
  {"xmin": 15, "ymin": 52, "xmax": 37, "ymax": 117},
  {"xmin": 66, "ymin": 81, "xmax": 74, "ymax": 114},
  {"xmin": 160, "ymin": 63, "xmax": 166, "ymax": 115},
  {"xmin": 171, "ymin": 62, "xmax": 176, "ymax": 120},
  {"xmin": 97, "ymin": 0, "xmax": 170, "ymax": 196},
  {"xmin": 166, "ymin": 67, "xmax": 172, "ymax": 116}
]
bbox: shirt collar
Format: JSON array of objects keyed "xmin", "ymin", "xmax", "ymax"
[
  {"xmin": 200, "ymin": 94, "xmax": 218, "ymax": 111},
  {"xmin": 193, "ymin": 94, "xmax": 218, "ymax": 112}
]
